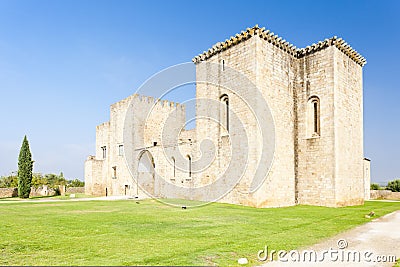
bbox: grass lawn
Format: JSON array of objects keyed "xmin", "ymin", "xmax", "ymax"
[{"xmin": 0, "ymin": 199, "xmax": 399, "ymax": 266}]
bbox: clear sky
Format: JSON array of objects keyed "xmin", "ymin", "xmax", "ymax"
[{"xmin": 0, "ymin": 0, "xmax": 399, "ymax": 184}]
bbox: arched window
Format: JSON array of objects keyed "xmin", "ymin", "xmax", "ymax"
[
  {"xmin": 307, "ymin": 96, "xmax": 320, "ymax": 137},
  {"xmin": 187, "ymin": 155, "xmax": 192, "ymax": 177},
  {"xmin": 171, "ymin": 157, "xmax": 176, "ymax": 178},
  {"xmin": 220, "ymin": 94, "xmax": 229, "ymax": 132},
  {"xmin": 221, "ymin": 59, "xmax": 225, "ymax": 71},
  {"xmin": 313, "ymin": 101, "xmax": 318, "ymax": 133}
]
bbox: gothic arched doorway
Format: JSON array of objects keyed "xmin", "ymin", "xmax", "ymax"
[{"xmin": 137, "ymin": 150, "xmax": 156, "ymax": 197}]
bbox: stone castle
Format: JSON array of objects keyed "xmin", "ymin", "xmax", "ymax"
[{"xmin": 85, "ymin": 25, "xmax": 370, "ymax": 207}]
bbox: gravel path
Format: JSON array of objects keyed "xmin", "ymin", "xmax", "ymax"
[{"xmin": 259, "ymin": 210, "xmax": 400, "ymax": 267}]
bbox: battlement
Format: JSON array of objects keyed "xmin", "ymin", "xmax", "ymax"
[
  {"xmin": 111, "ymin": 93, "xmax": 185, "ymax": 111},
  {"xmin": 86, "ymin": 155, "xmax": 98, "ymax": 161},
  {"xmin": 297, "ymin": 36, "xmax": 366, "ymax": 66},
  {"xmin": 192, "ymin": 25, "xmax": 366, "ymax": 67},
  {"xmin": 96, "ymin": 121, "xmax": 110, "ymax": 130},
  {"xmin": 96, "ymin": 94, "xmax": 186, "ymax": 134}
]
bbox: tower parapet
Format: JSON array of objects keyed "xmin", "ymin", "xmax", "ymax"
[{"xmin": 193, "ymin": 25, "xmax": 366, "ymax": 67}]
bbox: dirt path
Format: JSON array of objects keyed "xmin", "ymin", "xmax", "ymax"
[{"xmin": 259, "ymin": 210, "xmax": 400, "ymax": 267}]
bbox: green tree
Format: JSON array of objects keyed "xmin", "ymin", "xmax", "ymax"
[
  {"xmin": 58, "ymin": 172, "xmax": 67, "ymax": 185},
  {"xmin": 387, "ymin": 179, "xmax": 400, "ymax": 192},
  {"xmin": 68, "ymin": 179, "xmax": 85, "ymax": 187},
  {"xmin": 17, "ymin": 136, "xmax": 33, "ymax": 198},
  {"xmin": 45, "ymin": 173, "xmax": 66, "ymax": 186},
  {"xmin": 31, "ymin": 173, "xmax": 48, "ymax": 189},
  {"xmin": 0, "ymin": 174, "xmax": 18, "ymax": 188},
  {"xmin": 370, "ymin": 183, "xmax": 380, "ymax": 190}
]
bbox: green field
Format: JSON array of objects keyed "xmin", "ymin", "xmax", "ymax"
[{"xmin": 0, "ymin": 199, "xmax": 399, "ymax": 266}]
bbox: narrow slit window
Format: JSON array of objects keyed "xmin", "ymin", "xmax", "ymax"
[
  {"xmin": 187, "ymin": 155, "xmax": 192, "ymax": 177},
  {"xmin": 313, "ymin": 101, "xmax": 318, "ymax": 133},
  {"xmin": 172, "ymin": 157, "xmax": 176, "ymax": 178},
  {"xmin": 101, "ymin": 146, "xmax": 107, "ymax": 159},
  {"xmin": 308, "ymin": 96, "xmax": 320, "ymax": 137},
  {"xmin": 220, "ymin": 94, "xmax": 229, "ymax": 132},
  {"xmin": 118, "ymin": 144, "xmax": 124, "ymax": 156}
]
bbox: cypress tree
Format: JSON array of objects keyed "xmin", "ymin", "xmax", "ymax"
[{"xmin": 18, "ymin": 136, "xmax": 33, "ymax": 198}]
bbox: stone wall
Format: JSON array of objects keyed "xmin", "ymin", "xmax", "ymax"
[
  {"xmin": 196, "ymin": 36, "xmax": 266, "ymax": 206},
  {"xmin": 30, "ymin": 186, "xmax": 56, "ymax": 197},
  {"xmin": 295, "ymin": 45, "xmax": 365, "ymax": 207},
  {"xmin": 0, "ymin": 186, "xmax": 56, "ymax": 198},
  {"xmin": 253, "ymin": 35, "xmax": 296, "ymax": 207},
  {"xmin": 370, "ymin": 190, "xmax": 400, "ymax": 200},
  {"xmin": 295, "ymin": 46, "xmax": 337, "ymax": 206},
  {"xmin": 85, "ymin": 93, "xmax": 190, "ymax": 198},
  {"xmin": 0, "ymin": 188, "xmax": 18, "ymax": 198},
  {"xmin": 333, "ymin": 47, "xmax": 364, "ymax": 206},
  {"xmin": 66, "ymin": 187, "xmax": 85, "ymax": 194},
  {"xmin": 85, "ymin": 156, "xmax": 105, "ymax": 196}
]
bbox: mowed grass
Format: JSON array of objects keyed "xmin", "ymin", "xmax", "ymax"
[{"xmin": 0, "ymin": 199, "xmax": 399, "ymax": 266}]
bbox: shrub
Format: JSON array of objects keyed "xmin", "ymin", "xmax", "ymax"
[
  {"xmin": 67, "ymin": 179, "xmax": 85, "ymax": 187},
  {"xmin": 53, "ymin": 187, "xmax": 61, "ymax": 196},
  {"xmin": 387, "ymin": 179, "xmax": 400, "ymax": 192},
  {"xmin": 0, "ymin": 175, "xmax": 18, "ymax": 188},
  {"xmin": 370, "ymin": 183, "xmax": 380, "ymax": 190}
]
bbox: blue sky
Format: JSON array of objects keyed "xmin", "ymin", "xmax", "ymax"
[{"xmin": 0, "ymin": 0, "xmax": 398, "ymax": 184}]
